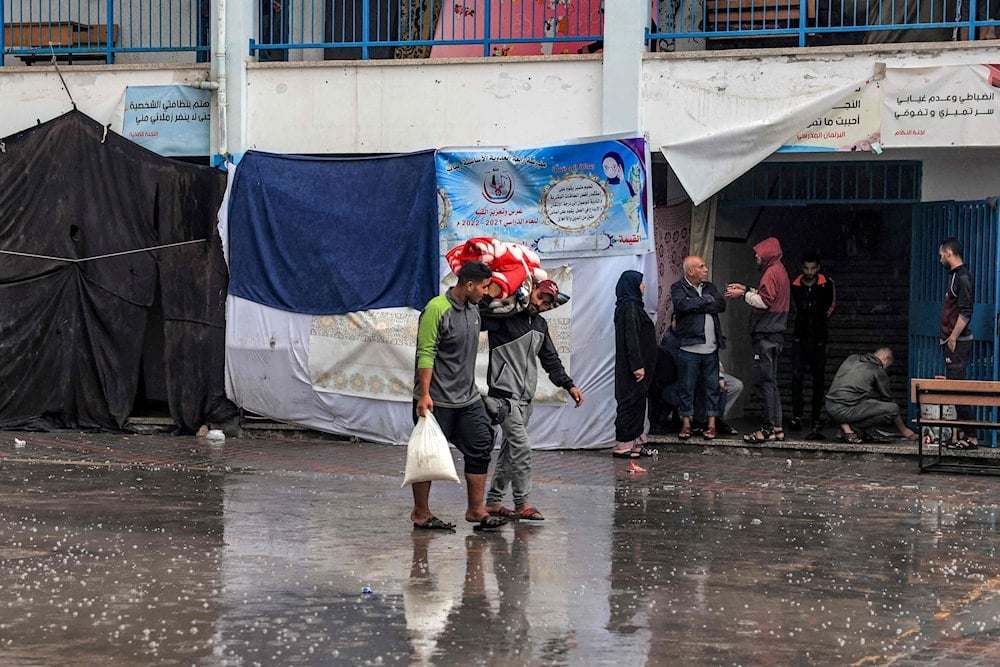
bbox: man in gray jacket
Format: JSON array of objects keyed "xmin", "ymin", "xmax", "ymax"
[
  {"xmin": 824, "ymin": 347, "xmax": 917, "ymax": 444},
  {"xmin": 482, "ymin": 279, "xmax": 583, "ymax": 521}
]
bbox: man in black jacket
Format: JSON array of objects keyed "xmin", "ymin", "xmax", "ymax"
[
  {"xmin": 789, "ymin": 253, "xmax": 836, "ymax": 438},
  {"xmin": 482, "ymin": 280, "xmax": 583, "ymax": 521},
  {"xmin": 670, "ymin": 256, "xmax": 726, "ymax": 440},
  {"xmin": 939, "ymin": 237, "xmax": 977, "ymax": 448}
]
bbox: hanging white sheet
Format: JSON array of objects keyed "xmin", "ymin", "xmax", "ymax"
[{"xmin": 657, "ymin": 62, "xmax": 876, "ymax": 205}]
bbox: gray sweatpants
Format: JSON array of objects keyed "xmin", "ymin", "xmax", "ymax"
[
  {"xmin": 486, "ymin": 400, "xmax": 534, "ymax": 507},
  {"xmin": 826, "ymin": 398, "xmax": 899, "ymax": 430}
]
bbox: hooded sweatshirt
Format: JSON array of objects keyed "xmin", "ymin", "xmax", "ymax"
[{"xmin": 744, "ymin": 237, "xmax": 790, "ymax": 336}]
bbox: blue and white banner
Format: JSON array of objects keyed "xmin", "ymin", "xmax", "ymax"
[
  {"xmin": 123, "ymin": 85, "xmax": 211, "ymax": 156},
  {"xmin": 436, "ymin": 135, "xmax": 652, "ymax": 258}
]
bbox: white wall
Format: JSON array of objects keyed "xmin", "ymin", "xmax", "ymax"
[
  {"xmin": 0, "ymin": 64, "xmax": 211, "ymax": 138},
  {"xmin": 4, "ymin": 43, "xmax": 1000, "ymax": 164},
  {"xmin": 243, "ymin": 56, "xmax": 604, "ymax": 153}
]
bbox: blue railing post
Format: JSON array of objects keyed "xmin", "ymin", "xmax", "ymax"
[
  {"xmin": 362, "ymin": 0, "xmax": 370, "ymax": 60},
  {"xmin": 0, "ymin": 0, "xmax": 5, "ymax": 67},
  {"xmin": 106, "ymin": 0, "xmax": 116, "ymax": 63},
  {"xmin": 483, "ymin": 0, "xmax": 492, "ymax": 57},
  {"xmin": 799, "ymin": 0, "xmax": 808, "ymax": 46},
  {"xmin": 968, "ymin": 0, "xmax": 978, "ymax": 39}
]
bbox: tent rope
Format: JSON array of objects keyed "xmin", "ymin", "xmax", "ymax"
[
  {"xmin": 0, "ymin": 239, "xmax": 207, "ymax": 263},
  {"xmin": 49, "ymin": 48, "xmax": 78, "ymax": 111}
]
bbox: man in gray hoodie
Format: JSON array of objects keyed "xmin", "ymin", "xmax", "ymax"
[{"xmin": 824, "ymin": 347, "xmax": 917, "ymax": 444}]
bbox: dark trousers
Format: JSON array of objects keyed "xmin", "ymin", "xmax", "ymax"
[
  {"xmin": 943, "ymin": 339, "xmax": 974, "ymax": 424},
  {"xmin": 825, "ymin": 398, "xmax": 899, "ymax": 430},
  {"xmin": 791, "ymin": 338, "xmax": 826, "ymax": 425},
  {"xmin": 751, "ymin": 333, "xmax": 783, "ymax": 428},
  {"xmin": 677, "ymin": 349, "xmax": 722, "ymax": 418}
]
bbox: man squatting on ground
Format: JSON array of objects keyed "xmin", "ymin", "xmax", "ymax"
[
  {"xmin": 789, "ymin": 252, "xmax": 836, "ymax": 439},
  {"xmin": 724, "ymin": 237, "xmax": 791, "ymax": 443},
  {"xmin": 481, "ymin": 279, "xmax": 584, "ymax": 522},
  {"xmin": 939, "ymin": 237, "xmax": 978, "ymax": 449},
  {"xmin": 824, "ymin": 347, "xmax": 918, "ymax": 444},
  {"xmin": 671, "ymin": 255, "xmax": 726, "ymax": 441},
  {"xmin": 411, "ymin": 260, "xmax": 509, "ymax": 532}
]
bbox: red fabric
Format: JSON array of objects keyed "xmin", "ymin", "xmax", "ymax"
[
  {"xmin": 445, "ymin": 238, "xmax": 545, "ymax": 299},
  {"xmin": 753, "ymin": 237, "xmax": 790, "ymax": 313}
]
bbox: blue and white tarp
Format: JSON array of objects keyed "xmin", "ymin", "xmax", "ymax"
[
  {"xmin": 123, "ymin": 85, "xmax": 211, "ymax": 156},
  {"xmin": 437, "ymin": 136, "xmax": 652, "ymax": 258},
  {"xmin": 225, "ymin": 150, "xmax": 439, "ymax": 315}
]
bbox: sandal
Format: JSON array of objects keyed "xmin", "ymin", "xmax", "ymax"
[
  {"xmin": 470, "ymin": 514, "xmax": 509, "ymax": 532},
  {"xmin": 946, "ymin": 438, "xmax": 979, "ymax": 450},
  {"xmin": 632, "ymin": 446, "xmax": 658, "ymax": 457},
  {"xmin": 836, "ymin": 431, "xmax": 863, "ymax": 445},
  {"xmin": 515, "ymin": 506, "xmax": 545, "ymax": 521},
  {"xmin": 612, "ymin": 449, "xmax": 640, "ymax": 459},
  {"xmin": 743, "ymin": 428, "xmax": 773, "ymax": 444},
  {"xmin": 485, "ymin": 505, "xmax": 516, "ymax": 518},
  {"xmin": 702, "ymin": 426, "xmax": 717, "ymax": 440},
  {"xmin": 677, "ymin": 428, "xmax": 692, "ymax": 440},
  {"xmin": 771, "ymin": 428, "xmax": 785, "ymax": 442},
  {"xmin": 413, "ymin": 516, "xmax": 456, "ymax": 531}
]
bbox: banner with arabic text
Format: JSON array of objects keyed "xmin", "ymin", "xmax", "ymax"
[
  {"xmin": 123, "ymin": 85, "xmax": 211, "ymax": 156},
  {"xmin": 882, "ymin": 65, "xmax": 1000, "ymax": 148},
  {"xmin": 780, "ymin": 78, "xmax": 882, "ymax": 152},
  {"xmin": 437, "ymin": 136, "xmax": 652, "ymax": 259}
]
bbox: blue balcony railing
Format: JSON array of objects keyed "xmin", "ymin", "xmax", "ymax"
[
  {"xmin": 1, "ymin": 0, "xmax": 209, "ymax": 66},
  {"xmin": 649, "ymin": 0, "xmax": 1000, "ymax": 48},
  {"xmin": 2, "ymin": 0, "xmax": 997, "ymax": 67},
  {"xmin": 250, "ymin": 0, "xmax": 606, "ymax": 60}
]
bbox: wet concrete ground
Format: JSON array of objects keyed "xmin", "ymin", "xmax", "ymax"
[{"xmin": 0, "ymin": 431, "xmax": 998, "ymax": 666}]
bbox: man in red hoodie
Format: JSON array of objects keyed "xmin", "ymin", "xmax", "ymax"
[{"xmin": 724, "ymin": 237, "xmax": 791, "ymax": 443}]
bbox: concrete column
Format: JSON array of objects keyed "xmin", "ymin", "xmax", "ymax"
[
  {"xmin": 211, "ymin": 0, "xmax": 253, "ymax": 162},
  {"xmin": 601, "ymin": 0, "xmax": 647, "ymax": 134}
]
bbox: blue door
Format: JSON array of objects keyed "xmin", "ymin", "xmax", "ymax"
[{"xmin": 909, "ymin": 201, "xmax": 1000, "ymax": 438}]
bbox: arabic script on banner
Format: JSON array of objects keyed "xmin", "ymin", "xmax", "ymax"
[
  {"xmin": 883, "ymin": 65, "xmax": 1000, "ymax": 147},
  {"xmin": 781, "ymin": 79, "xmax": 882, "ymax": 152},
  {"xmin": 123, "ymin": 85, "xmax": 211, "ymax": 156},
  {"xmin": 437, "ymin": 137, "xmax": 651, "ymax": 258}
]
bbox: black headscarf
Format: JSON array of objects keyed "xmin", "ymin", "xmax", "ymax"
[{"xmin": 615, "ymin": 270, "xmax": 644, "ymax": 313}]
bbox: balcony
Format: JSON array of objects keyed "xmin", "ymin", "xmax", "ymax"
[{"xmin": 1, "ymin": 0, "xmax": 997, "ymax": 67}]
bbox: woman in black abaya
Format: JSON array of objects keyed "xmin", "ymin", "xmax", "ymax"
[{"xmin": 612, "ymin": 270, "xmax": 658, "ymax": 458}]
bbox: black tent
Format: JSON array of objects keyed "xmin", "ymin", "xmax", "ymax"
[{"xmin": 0, "ymin": 110, "xmax": 235, "ymax": 432}]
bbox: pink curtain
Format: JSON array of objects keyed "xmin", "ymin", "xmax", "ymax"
[{"xmin": 653, "ymin": 200, "xmax": 691, "ymax": 339}]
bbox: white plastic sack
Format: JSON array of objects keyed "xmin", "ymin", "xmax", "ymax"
[{"xmin": 401, "ymin": 413, "xmax": 461, "ymax": 487}]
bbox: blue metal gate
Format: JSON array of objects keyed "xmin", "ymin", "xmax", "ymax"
[{"xmin": 909, "ymin": 201, "xmax": 1000, "ymax": 443}]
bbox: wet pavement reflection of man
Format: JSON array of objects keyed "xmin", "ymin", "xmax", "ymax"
[{"xmin": 405, "ymin": 524, "xmax": 543, "ymax": 663}]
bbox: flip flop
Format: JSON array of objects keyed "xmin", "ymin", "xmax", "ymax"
[
  {"xmin": 946, "ymin": 439, "xmax": 979, "ymax": 450},
  {"xmin": 486, "ymin": 505, "xmax": 516, "ymax": 518},
  {"xmin": 612, "ymin": 450, "xmax": 640, "ymax": 459},
  {"xmin": 471, "ymin": 514, "xmax": 509, "ymax": 532},
  {"xmin": 516, "ymin": 506, "xmax": 545, "ymax": 521},
  {"xmin": 413, "ymin": 516, "xmax": 456, "ymax": 531}
]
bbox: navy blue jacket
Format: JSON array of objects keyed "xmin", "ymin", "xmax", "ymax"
[{"xmin": 670, "ymin": 279, "xmax": 726, "ymax": 350}]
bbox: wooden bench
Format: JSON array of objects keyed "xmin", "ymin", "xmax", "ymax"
[
  {"xmin": 911, "ymin": 378, "xmax": 1000, "ymax": 474},
  {"xmin": 3, "ymin": 22, "xmax": 119, "ymax": 65},
  {"xmin": 704, "ymin": 0, "xmax": 816, "ymax": 45}
]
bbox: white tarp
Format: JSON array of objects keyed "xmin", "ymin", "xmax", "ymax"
[
  {"xmin": 224, "ymin": 254, "xmax": 654, "ymax": 448},
  {"xmin": 308, "ymin": 266, "xmax": 574, "ymax": 405},
  {"xmin": 655, "ymin": 62, "xmax": 877, "ymax": 205}
]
